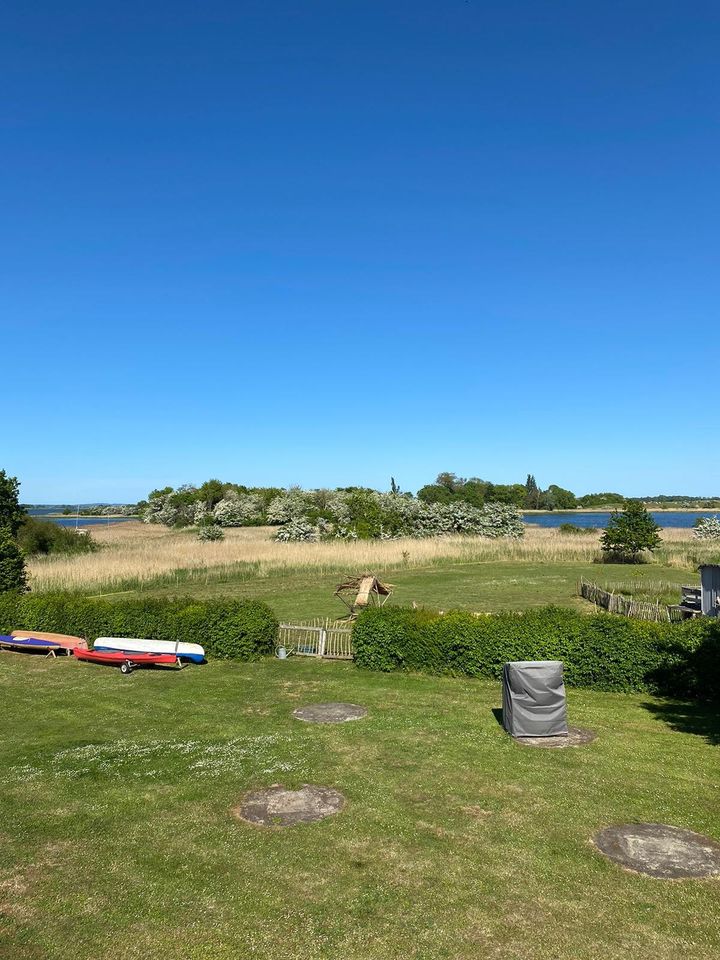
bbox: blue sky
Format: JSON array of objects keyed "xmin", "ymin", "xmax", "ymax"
[{"xmin": 2, "ymin": 1, "xmax": 718, "ymax": 502}]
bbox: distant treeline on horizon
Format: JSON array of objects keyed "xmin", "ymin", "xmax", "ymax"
[{"xmin": 24, "ymin": 473, "xmax": 720, "ymax": 516}]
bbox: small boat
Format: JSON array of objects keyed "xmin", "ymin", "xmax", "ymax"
[
  {"xmin": 74, "ymin": 647, "xmax": 178, "ymax": 674},
  {"xmin": 0, "ymin": 635, "xmax": 61, "ymax": 655},
  {"xmin": 93, "ymin": 637, "xmax": 205, "ymax": 664},
  {"xmin": 11, "ymin": 630, "xmax": 87, "ymax": 651}
]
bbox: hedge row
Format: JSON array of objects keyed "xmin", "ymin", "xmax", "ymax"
[
  {"xmin": 0, "ymin": 593, "xmax": 278, "ymax": 661},
  {"xmin": 353, "ymin": 606, "xmax": 720, "ymax": 700}
]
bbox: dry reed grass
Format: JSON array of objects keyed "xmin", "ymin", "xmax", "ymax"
[{"xmin": 25, "ymin": 522, "xmax": 715, "ymax": 595}]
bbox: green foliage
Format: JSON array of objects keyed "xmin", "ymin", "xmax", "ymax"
[
  {"xmin": 559, "ymin": 523, "xmax": 597, "ymax": 535},
  {"xmin": 0, "ymin": 593, "xmax": 278, "ymax": 660},
  {"xmin": 352, "ymin": 605, "xmax": 719, "ymax": 699},
  {"xmin": 196, "ymin": 516, "xmax": 225, "ymax": 541},
  {"xmin": 577, "ymin": 492, "xmax": 625, "ymax": 507},
  {"xmin": 524, "ymin": 474, "xmax": 540, "ymax": 509},
  {"xmin": 18, "ymin": 517, "xmax": 99, "ymax": 556},
  {"xmin": 0, "ymin": 526, "xmax": 28, "ymax": 593},
  {"xmin": 0, "ymin": 470, "xmax": 25, "ymax": 536},
  {"xmin": 601, "ymin": 501, "xmax": 662, "ymax": 562},
  {"xmin": 542, "ymin": 484, "xmax": 578, "ymax": 510}
]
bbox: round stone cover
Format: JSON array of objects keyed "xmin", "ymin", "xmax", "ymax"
[
  {"xmin": 234, "ymin": 785, "xmax": 345, "ymax": 827},
  {"xmin": 514, "ymin": 726, "xmax": 596, "ymax": 749},
  {"xmin": 293, "ymin": 702, "xmax": 368, "ymax": 724},
  {"xmin": 593, "ymin": 823, "xmax": 720, "ymax": 879}
]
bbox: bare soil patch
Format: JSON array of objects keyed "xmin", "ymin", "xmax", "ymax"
[
  {"xmin": 514, "ymin": 726, "xmax": 596, "ymax": 749},
  {"xmin": 593, "ymin": 823, "xmax": 720, "ymax": 878},
  {"xmin": 232, "ymin": 785, "xmax": 345, "ymax": 827},
  {"xmin": 292, "ymin": 702, "xmax": 368, "ymax": 724}
]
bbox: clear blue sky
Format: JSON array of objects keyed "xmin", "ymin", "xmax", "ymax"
[{"xmin": 2, "ymin": 1, "xmax": 718, "ymax": 502}]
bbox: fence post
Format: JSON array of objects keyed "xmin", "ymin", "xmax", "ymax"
[{"xmin": 318, "ymin": 628, "xmax": 326, "ymax": 659}]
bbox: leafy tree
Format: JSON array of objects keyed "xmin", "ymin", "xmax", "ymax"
[
  {"xmin": 0, "ymin": 470, "xmax": 25, "ymax": 536},
  {"xmin": 524, "ymin": 474, "xmax": 541, "ymax": 509},
  {"xmin": 197, "ymin": 478, "xmax": 225, "ymax": 510},
  {"xmin": 544, "ymin": 484, "xmax": 577, "ymax": 510},
  {"xmin": 601, "ymin": 502, "xmax": 662, "ymax": 562},
  {"xmin": 416, "ymin": 483, "xmax": 456, "ymax": 505},
  {"xmin": 577, "ymin": 492, "xmax": 625, "ymax": 507},
  {"xmin": 436, "ymin": 472, "xmax": 463, "ymax": 493},
  {"xmin": 0, "ymin": 526, "xmax": 28, "ymax": 592},
  {"xmin": 486, "ymin": 483, "xmax": 527, "ymax": 507}
]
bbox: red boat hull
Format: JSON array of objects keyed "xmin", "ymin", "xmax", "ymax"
[{"xmin": 74, "ymin": 649, "xmax": 177, "ymax": 667}]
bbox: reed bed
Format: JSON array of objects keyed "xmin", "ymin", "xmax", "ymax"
[{"xmin": 25, "ymin": 522, "xmax": 717, "ymax": 595}]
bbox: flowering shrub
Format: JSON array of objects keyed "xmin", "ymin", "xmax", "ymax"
[
  {"xmin": 694, "ymin": 517, "xmax": 720, "ymax": 541},
  {"xmin": 274, "ymin": 518, "xmax": 318, "ymax": 542},
  {"xmin": 213, "ymin": 492, "xmax": 263, "ymax": 527},
  {"xmin": 266, "ymin": 489, "xmax": 313, "ymax": 524},
  {"xmin": 197, "ymin": 519, "xmax": 224, "ymax": 541},
  {"xmin": 142, "ymin": 482, "xmax": 525, "ymax": 541}
]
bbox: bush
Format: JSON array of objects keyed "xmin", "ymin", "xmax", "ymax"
[
  {"xmin": 18, "ymin": 517, "xmax": 99, "ymax": 556},
  {"xmin": 275, "ymin": 518, "xmax": 318, "ymax": 542},
  {"xmin": 601, "ymin": 502, "xmax": 662, "ymax": 562},
  {"xmin": 0, "ymin": 526, "xmax": 28, "ymax": 593},
  {"xmin": 0, "ymin": 594, "xmax": 278, "ymax": 660},
  {"xmin": 694, "ymin": 517, "xmax": 720, "ymax": 541},
  {"xmin": 352, "ymin": 605, "xmax": 719, "ymax": 699},
  {"xmin": 196, "ymin": 517, "xmax": 225, "ymax": 542},
  {"xmin": 559, "ymin": 523, "xmax": 597, "ymax": 535}
]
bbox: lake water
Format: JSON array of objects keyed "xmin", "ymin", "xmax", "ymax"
[
  {"xmin": 523, "ymin": 511, "xmax": 717, "ymax": 529},
  {"xmin": 28, "ymin": 515, "xmax": 133, "ymax": 528}
]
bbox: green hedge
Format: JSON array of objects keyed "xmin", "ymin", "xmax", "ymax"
[
  {"xmin": 353, "ymin": 606, "xmax": 720, "ymax": 699},
  {"xmin": 0, "ymin": 593, "xmax": 278, "ymax": 661}
]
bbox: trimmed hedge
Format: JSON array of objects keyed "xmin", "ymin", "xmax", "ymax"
[
  {"xmin": 0, "ymin": 593, "xmax": 278, "ymax": 661},
  {"xmin": 353, "ymin": 606, "xmax": 720, "ymax": 700}
]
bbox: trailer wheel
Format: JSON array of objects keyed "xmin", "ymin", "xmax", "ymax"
[{"xmin": 120, "ymin": 661, "xmax": 133, "ymax": 675}]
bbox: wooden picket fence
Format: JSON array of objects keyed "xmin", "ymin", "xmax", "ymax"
[
  {"xmin": 278, "ymin": 618, "xmax": 354, "ymax": 660},
  {"xmin": 578, "ymin": 577, "xmax": 683, "ymax": 623}
]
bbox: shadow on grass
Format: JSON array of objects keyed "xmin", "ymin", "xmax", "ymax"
[
  {"xmin": 641, "ymin": 700, "xmax": 720, "ymax": 746},
  {"xmin": 491, "ymin": 707, "xmax": 504, "ymax": 728}
]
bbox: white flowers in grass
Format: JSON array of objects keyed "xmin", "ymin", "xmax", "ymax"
[{"xmin": 4, "ymin": 735, "xmax": 303, "ymax": 783}]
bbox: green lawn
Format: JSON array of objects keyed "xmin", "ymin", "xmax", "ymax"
[
  {"xmin": 123, "ymin": 560, "xmax": 694, "ymax": 621},
  {"xmin": 1, "ymin": 655, "xmax": 718, "ymax": 959}
]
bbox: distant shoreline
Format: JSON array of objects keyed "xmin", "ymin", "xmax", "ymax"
[{"xmin": 523, "ymin": 507, "xmax": 717, "ymax": 514}]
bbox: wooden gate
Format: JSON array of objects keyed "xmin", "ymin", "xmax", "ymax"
[{"xmin": 278, "ymin": 619, "xmax": 354, "ymax": 660}]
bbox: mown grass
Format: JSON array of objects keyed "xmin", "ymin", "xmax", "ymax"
[
  {"xmin": 126, "ymin": 560, "xmax": 694, "ymax": 622},
  {"xmin": 1, "ymin": 656, "xmax": 718, "ymax": 960}
]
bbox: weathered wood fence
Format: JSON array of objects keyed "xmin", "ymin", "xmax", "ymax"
[
  {"xmin": 278, "ymin": 618, "xmax": 354, "ymax": 660},
  {"xmin": 578, "ymin": 578, "xmax": 685, "ymax": 623}
]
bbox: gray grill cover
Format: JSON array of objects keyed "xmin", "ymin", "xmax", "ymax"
[{"xmin": 502, "ymin": 661, "xmax": 568, "ymax": 737}]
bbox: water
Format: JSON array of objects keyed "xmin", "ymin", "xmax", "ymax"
[
  {"xmin": 27, "ymin": 514, "xmax": 133, "ymax": 528},
  {"xmin": 523, "ymin": 511, "xmax": 717, "ymax": 529}
]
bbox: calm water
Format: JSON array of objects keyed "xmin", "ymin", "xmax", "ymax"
[
  {"xmin": 28, "ymin": 514, "xmax": 133, "ymax": 528},
  {"xmin": 523, "ymin": 511, "xmax": 717, "ymax": 529}
]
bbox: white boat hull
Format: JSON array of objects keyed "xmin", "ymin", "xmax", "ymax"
[{"xmin": 94, "ymin": 637, "xmax": 205, "ymax": 663}]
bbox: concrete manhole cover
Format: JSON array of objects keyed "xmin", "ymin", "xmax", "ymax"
[
  {"xmin": 514, "ymin": 726, "xmax": 596, "ymax": 749},
  {"xmin": 293, "ymin": 702, "xmax": 368, "ymax": 724},
  {"xmin": 233, "ymin": 785, "xmax": 345, "ymax": 827},
  {"xmin": 593, "ymin": 823, "xmax": 720, "ymax": 879}
]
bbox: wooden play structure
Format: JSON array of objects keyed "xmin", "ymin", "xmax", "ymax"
[{"xmin": 334, "ymin": 574, "xmax": 393, "ymax": 620}]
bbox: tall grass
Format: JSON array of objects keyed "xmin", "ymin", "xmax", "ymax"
[{"xmin": 25, "ymin": 522, "xmax": 718, "ymax": 595}]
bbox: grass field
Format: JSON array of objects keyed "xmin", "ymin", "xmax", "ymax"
[
  {"xmin": 24, "ymin": 522, "xmax": 717, "ymax": 621},
  {"xmin": 1, "ymin": 655, "xmax": 718, "ymax": 960}
]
